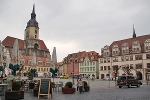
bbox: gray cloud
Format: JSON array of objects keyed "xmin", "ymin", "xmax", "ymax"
[{"xmin": 0, "ymin": 0, "xmax": 150, "ymax": 61}]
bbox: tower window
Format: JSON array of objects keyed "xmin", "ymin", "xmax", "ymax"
[
  {"xmin": 34, "ymin": 43, "xmax": 39, "ymax": 49},
  {"xmin": 26, "ymin": 32, "xmax": 29, "ymax": 38},
  {"xmin": 35, "ymin": 31, "xmax": 37, "ymax": 38}
]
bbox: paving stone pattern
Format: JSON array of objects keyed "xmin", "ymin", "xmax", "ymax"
[{"xmin": 1, "ymin": 79, "xmax": 150, "ymax": 100}]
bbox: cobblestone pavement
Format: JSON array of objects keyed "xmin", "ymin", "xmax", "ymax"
[{"xmin": 1, "ymin": 79, "xmax": 150, "ymax": 100}]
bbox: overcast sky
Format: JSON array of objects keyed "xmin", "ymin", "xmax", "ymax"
[{"xmin": 0, "ymin": 0, "xmax": 150, "ymax": 62}]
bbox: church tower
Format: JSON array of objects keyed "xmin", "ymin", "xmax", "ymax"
[
  {"xmin": 22, "ymin": 4, "xmax": 50, "ymax": 59},
  {"xmin": 25, "ymin": 4, "xmax": 39, "ymax": 40},
  {"xmin": 24, "ymin": 4, "xmax": 40, "ymax": 55}
]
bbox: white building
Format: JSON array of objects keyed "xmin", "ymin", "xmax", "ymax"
[{"xmin": 99, "ymin": 30, "xmax": 150, "ymax": 81}]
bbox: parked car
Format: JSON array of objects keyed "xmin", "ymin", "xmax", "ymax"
[
  {"xmin": 117, "ymin": 75, "xmax": 142, "ymax": 88},
  {"xmin": 55, "ymin": 76, "xmax": 60, "ymax": 78},
  {"xmin": 60, "ymin": 74, "xmax": 69, "ymax": 79}
]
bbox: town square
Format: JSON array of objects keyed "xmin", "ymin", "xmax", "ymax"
[{"xmin": 1, "ymin": 0, "xmax": 150, "ymax": 100}]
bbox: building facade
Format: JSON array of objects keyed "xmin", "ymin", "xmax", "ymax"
[
  {"xmin": 2, "ymin": 5, "xmax": 51, "ymax": 76},
  {"xmin": 63, "ymin": 51, "xmax": 99, "ymax": 78},
  {"xmin": 99, "ymin": 29, "xmax": 150, "ymax": 81},
  {"xmin": 79, "ymin": 51, "xmax": 99, "ymax": 78}
]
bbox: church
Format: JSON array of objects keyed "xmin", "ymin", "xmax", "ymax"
[{"xmin": 2, "ymin": 5, "xmax": 51, "ymax": 76}]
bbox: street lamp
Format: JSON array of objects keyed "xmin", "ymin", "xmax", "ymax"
[
  {"xmin": 72, "ymin": 60, "xmax": 75, "ymax": 85},
  {"xmin": 3, "ymin": 62, "xmax": 6, "ymax": 77},
  {"xmin": 2, "ymin": 56, "xmax": 6, "ymax": 78},
  {"xmin": 113, "ymin": 66, "xmax": 119, "ymax": 87}
]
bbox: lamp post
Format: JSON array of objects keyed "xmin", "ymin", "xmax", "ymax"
[
  {"xmin": 113, "ymin": 66, "xmax": 118, "ymax": 87},
  {"xmin": 72, "ymin": 60, "xmax": 75, "ymax": 85},
  {"xmin": 2, "ymin": 55, "xmax": 6, "ymax": 78},
  {"xmin": 3, "ymin": 61, "xmax": 6, "ymax": 77}
]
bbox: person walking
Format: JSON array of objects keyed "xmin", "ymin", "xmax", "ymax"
[
  {"xmin": 77, "ymin": 77, "xmax": 83, "ymax": 94},
  {"xmin": 92, "ymin": 74, "xmax": 95, "ymax": 81},
  {"xmin": 76, "ymin": 77, "xmax": 79, "ymax": 91}
]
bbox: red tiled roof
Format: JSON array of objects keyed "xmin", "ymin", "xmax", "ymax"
[
  {"xmin": 67, "ymin": 51, "xmax": 99, "ymax": 63},
  {"xmin": 2, "ymin": 36, "xmax": 24, "ymax": 49},
  {"xmin": 108, "ymin": 34, "xmax": 150, "ymax": 56},
  {"xmin": 2, "ymin": 36, "xmax": 49, "ymax": 51},
  {"xmin": 38, "ymin": 40, "xmax": 49, "ymax": 51}
]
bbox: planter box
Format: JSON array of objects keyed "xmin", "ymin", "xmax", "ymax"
[
  {"xmin": 62, "ymin": 87, "xmax": 75, "ymax": 94},
  {"xmin": 5, "ymin": 91, "xmax": 24, "ymax": 100},
  {"xmin": 33, "ymin": 89, "xmax": 38, "ymax": 97},
  {"xmin": 84, "ymin": 86, "xmax": 90, "ymax": 92},
  {"xmin": 29, "ymin": 82, "xmax": 35, "ymax": 89}
]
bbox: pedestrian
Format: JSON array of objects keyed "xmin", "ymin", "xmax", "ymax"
[
  {"xmin": 86, "ymin": 75, "xmax": 88, "ymax": 80},
  {"xmin": 77, "ymin": 77, "xmax": 83, "ymax": 94},
  {"xmin": 92, "ymin": 74, "xmax": 95, "ymax": 81},
  {"xmin": 76, "ymin": 76, "xmax": 80, "ymax": 91}
]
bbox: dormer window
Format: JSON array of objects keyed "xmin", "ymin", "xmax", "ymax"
[
  {"xmin": 75, "ymin": 55, "xmax": 78, "ymax": 58},
  {"xmin": 81, "ymin": 58, "xmax": 83, "ymax": 61},
  {"xmin": 144, "ymin": 39, "xmax": 150, "ymax": 52},
  {"xmin": 112, "ymin": 45, "xmax": 119, "ymax": 56},
  {"xmin": 132, "ymin": 41, "xmax": 141, "ymax": 53},
  {"xmin": 103, "ymin": 45, "xmax": 110, "ymax": 56},
  {"xmin": 122, "ymin": 43, "xmax": 129, "ymax": 54},
  {"xmin": 91, "ymin": 56, "xmax": 94, "ymax": 60},
  {"xmin": 104, "ymin": 49, "xmax": 109, "ymax": 56}
]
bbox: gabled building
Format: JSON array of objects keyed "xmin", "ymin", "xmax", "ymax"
[
  {"xmin": 79, "ymin": 51, "xmax": 99, "ymax": 78},
  {"xmin": 2, "ymin": 5, "xmax": 51, "ymax": 76},
  {"xmin": 99, "ymin": 26, "xmax": 150, "ymax": 81},
  {"xmin": 63, "ymin": 51, "xmax": 99, "ymax": 78}
]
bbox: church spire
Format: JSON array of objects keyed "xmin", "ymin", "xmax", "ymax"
[
  {"xmin": 26, "ymin": 4, "xmax": 38, "ymax": 28},
  {"xmin": 31, "ymin": 4, "xmax": 36, "ymax": 19},
  {"xmin": 133, "ymin": 25, "xmax": 136, "ymax": 38}
]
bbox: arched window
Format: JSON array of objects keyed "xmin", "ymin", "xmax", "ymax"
[
  {"xmin": 122, "ymin": 43, "xmax": 129, "ymax": 54},
  {"xmin": 26, "ymin": 31, "xmax": 29, "ymax": 38},
  {"xmin": 112, "ymin": 45, "xmax": 119, "ymax": 56},
  {"xmin": 103, "ymin": 45, "xmax": 110, "ymax": 56},
  {"xmin": 132, "ymin": 41, "xmax": 141, "ymax": 52},
  {"xmin": 144, "ymin": 39, "xmax": 150, "ymax": 51}
]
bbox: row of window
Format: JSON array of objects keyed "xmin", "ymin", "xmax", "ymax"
[
  {"xmin": 99, "ymin": 54, "xmax": 150, "ymax": 63},
  {"xmin": 99, "ymin": 63, "xmax": 143, "ymax": 71},
  {"xmin": 20, "ymin": 60, "xmax": 50, "ymax": 66},
  {"xmin": 80, "ymin": 67, "xmax": 95, "ymax": 72},
  {"xmin": 103, "ymin": 40, "xmax": 150, "ymax": 56},
  {"xmin": 24, "ymin": 67, "xmax": 49, "ymax": 72},
  {"xmin": 80, "ymin": 61, "xmax": 95, "ymax": 66},
  {"xmin": 67, "ymin": 56, "xmax": 95, "ymax": 63}
]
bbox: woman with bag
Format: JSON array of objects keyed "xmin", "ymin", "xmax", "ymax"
[{"xmin": 77, "ymin": 77, "xmax": 83, "ymax": 94}]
